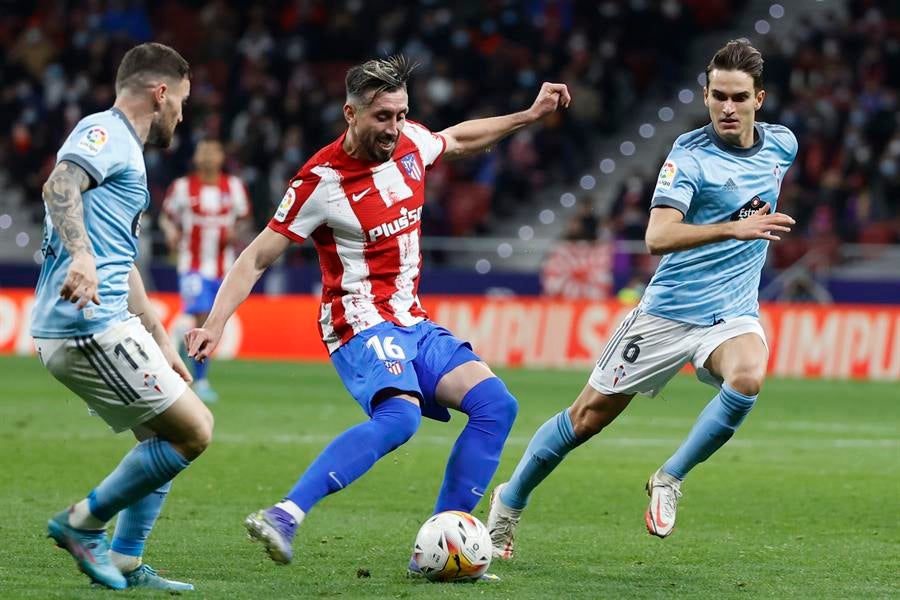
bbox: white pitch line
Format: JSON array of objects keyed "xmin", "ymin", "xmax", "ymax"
[
  {"xmin": 21, "ymin": 430, "xmax": 899, "ymax": 449},
  {"xmin": 615, "ymin": 415, "xmax": 897, "ymax": 436}
]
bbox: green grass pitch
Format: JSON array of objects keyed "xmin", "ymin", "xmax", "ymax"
[{"xmin": 0, "ymin": 355, "xmax": 896, "ymax": 598}]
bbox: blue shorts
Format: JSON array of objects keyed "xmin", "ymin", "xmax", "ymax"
[
  {"xmin": 331, "ymin": 320, "xmax": 481, "ymax": 422},
  {"xmin": 179, "ymin": 272, "xmax": 222, "ymax": 315}
]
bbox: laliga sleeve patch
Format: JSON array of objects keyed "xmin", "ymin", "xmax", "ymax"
[
  {"xmin": 655, "ymin": 160, "xmax": 678, "ymax": 190},
  {"xmin": 76, "ymin": 126, "xmax": 110, "ymax": 156},
  {"xmin": 274, "ymin": 187, "xmax": 297, "ymax": 222}
]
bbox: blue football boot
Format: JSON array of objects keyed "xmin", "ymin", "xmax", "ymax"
[
  {"xmin": 47, "ymin": 510, "xmax": 127, "ymax": 590},
  {"xmin": 124, "ymin": 564, "xmax": 194, "ymax": 591}
]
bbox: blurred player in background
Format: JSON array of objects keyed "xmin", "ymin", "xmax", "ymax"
[
  {"xmin": 488, "ymin": 39, "xmax": 798, "ymax": 556},
  {"xmin": 159, "ymin": 139, "xmax": 251, "ymax": 403},
  {"xmin": 30, "ymin": 43, "xmax": 212, "ymax": 590},
  {"xmin": 186, "ymin": 55, "xmax": 569, "ymax": 578}
]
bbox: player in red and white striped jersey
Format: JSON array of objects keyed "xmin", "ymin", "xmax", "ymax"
[
  {"xmin": 159, "ymin": 140, "xmax": 251, "ymax": 402},
  {"xmin": 186, "ymin": 56, "xmax": 570, "ymax": 573}
]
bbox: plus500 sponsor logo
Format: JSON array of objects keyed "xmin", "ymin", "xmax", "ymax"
[{"xmin": 368, "ymin": 206, "xmax": 423, "ymax": 242}]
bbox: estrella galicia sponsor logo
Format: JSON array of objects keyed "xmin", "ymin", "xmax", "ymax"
[{"xmin": 730, "ymin": 195, "xmax": 764, "ymax": 221}]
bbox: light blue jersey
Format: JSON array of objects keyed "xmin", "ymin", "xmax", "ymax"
[
  {"xmin": 640, "ymin": 122, "xmax": 798, "ymax": 325},
  {"xmin": 31, "ymin": 108, "xmax": 148, "ymax": 337}
]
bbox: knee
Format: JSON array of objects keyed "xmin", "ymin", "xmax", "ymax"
[
  {"xmin": 376, "ymin": 398, "xmax": 421, "ymax": 448},
  {"xmin": 569, "ymin": 403, "xmax": 606, "ymax": 438},
  {"xmin": 569, "ymin": 389, "xmax": 629, "ymax": 438},
  {"xmin": 464, "ymin": 378, "xmax": 518, "ymax": 432},
  {"xmin": 727, "ymin": 371, "xmax": 764, "ymax": 398},
  {"xmin": 181, "ymin": 409, "xmax": 214, "ymax": 460},
  {"xmin": 491, "ymin": 384, "xmax": 519, "ymax": 430}
]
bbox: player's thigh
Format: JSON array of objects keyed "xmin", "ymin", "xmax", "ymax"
[
  {"xmin": 34, "ymin": 317, "xmax": 190, "ymax": 435},
  {"xmin": 140, "ymin": 386, "xmax": 213, "ymax": 454},
  {"xmin": 433, "ymin": 360, "xmax": 495, "ymax": 411},
  {"xmin": 588, "ymin": 308, "xmax": 694, "ymax": 397},
  {"xmin": 569, "ymin": 383, "xmax": 635, "ymax": 438},
  {"xmin": 701, "ymin": 327, "xmax": 769, "ymax": 395},
  {"xmin": 413, "ymin": 322, "xmax": 493, "ymax": 412}
]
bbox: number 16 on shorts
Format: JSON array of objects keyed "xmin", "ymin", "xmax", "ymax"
[{"xmin": 365, "ymin": 335, "xmax": 406, "ymax": 360}]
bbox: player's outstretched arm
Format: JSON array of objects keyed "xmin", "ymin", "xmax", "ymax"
[
  {"xmin": 42, "ymin": 161, "xmax": 99, "ymax": 309},
  {"xmin": 186, "ymin": 227, "xmax": 290, "ymax": 361},
  {"xmin": 438, "ymin": 82, "xmax": 571, "ymax": 161},
  {"xmin": 645, "ymin": 203, "xmax": 795, "ymax": 255},
  {"xmin": 127, "ymin": 265, "xmax": 192, "ymax": 383}
]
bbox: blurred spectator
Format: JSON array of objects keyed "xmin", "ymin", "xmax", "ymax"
[{"xmin": 0, "ymin": 0, "xmax": 742, "ymax": 262}]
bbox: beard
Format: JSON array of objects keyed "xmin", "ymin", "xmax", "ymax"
[
  {"xmin": 146, "ymin": 117, "xmax": 175, "ymax": 148},
  {"xmin": 365, "ymin": 134, "xmax": 397, "ymax": 163}
]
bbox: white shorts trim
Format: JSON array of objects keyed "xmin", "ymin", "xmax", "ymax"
[
  {"xmin": 34, "ymin": 316, "xmax": 188, "ymax": 433},
  {"xmin": 588, "ymin": 309, "xmax": 767, "ymax": 397}
]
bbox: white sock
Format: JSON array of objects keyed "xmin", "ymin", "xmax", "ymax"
[
  {"xmin": 656, "ymin": 469, "xmax": 683, "ymax": 486},
  {"xmin": 67, "ymin": 499, "xmax": 107, "ymax": 530},
  {"xmin": 110, "ymin": 551, "xmax": 142, "ymax": 574},
  {"xmin": 275, "ymin": 500, "xmax": 306, "ymax": 525}
]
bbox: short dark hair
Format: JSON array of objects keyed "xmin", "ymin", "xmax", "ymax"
[
  {"xmin": 115, "ymin": 42, "xmax": 190, "ymax": 94},
  {"xmin": 706, "ymin": 39, "xmax": 763, "ymax": 91},
  {"xmin": 345, "ymin": 55, "xmax": 417, "ymax": 106}
]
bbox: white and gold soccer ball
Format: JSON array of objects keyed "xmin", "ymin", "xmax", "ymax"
[{"xmin": 412, "ymin": 510, "xmax": 493, "ymax": 582}]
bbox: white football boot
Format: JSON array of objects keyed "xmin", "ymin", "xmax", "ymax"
[
  {"xmin": 486, "ymin": 482, "xmax": 522, "ymax": 560},
  {"xmin": 644, "ymin": 469, "xmax": 683, "ymax": 538}
]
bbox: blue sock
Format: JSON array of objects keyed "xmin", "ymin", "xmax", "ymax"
[
  {"xmin": 192, "ymin": 357, "xmax": 209, "ymax": 381},
  {"xmin": 111, "ymin": 481, "xmax": 172, "ymax": 557},
  {"xmin": 662, "ymin": 383, "xmax": 757, "ymax": 480},
  {"xmin": 501, "ymin": 409, "xmax": 583, "ymax": 510},
  {"xmin": 286, "ymin": 397, "xmax": 420, "ymax": 512},
  {"xmin": 88, "ymin": 438, "xmax": 190, "ymax": 522},
  {"xmin": 434, "ymin": 378, "xmax": 518, "ymax": 514}
]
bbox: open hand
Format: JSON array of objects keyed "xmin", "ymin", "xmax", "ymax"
[{"xmin": 732, "ymin": 202, "xmax": 795, "ymax": 241}]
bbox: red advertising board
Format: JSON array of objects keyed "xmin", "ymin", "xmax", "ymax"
[{"xmin": 2, "ymin": 289, "xmax": 898, "ymax": 380}]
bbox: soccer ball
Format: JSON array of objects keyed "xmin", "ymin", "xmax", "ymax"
[{"xmin": 412, "ymin": 510, "xmax": 493, "ymax": 582}]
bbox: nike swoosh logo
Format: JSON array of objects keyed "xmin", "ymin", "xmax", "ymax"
[
  {"xmin": 471, "ymin": 487, "xmax": 484, "ymax": 497},
  {"xmin": 351, "ymin": 187, "xmax": 371, "ymax": 202},
  {"xmin": 655, "ymin": 497, "xmax": 669, "ymax": 528}
]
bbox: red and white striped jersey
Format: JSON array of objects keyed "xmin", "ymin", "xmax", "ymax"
[
  {"xmin": 268, "ymin": 120, "xmax": 446, "ymax": 353},
  {"xmin": 163, "ymin": 173, "xmax": 250, "ymax": 279}
]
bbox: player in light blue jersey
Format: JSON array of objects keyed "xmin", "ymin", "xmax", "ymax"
[
  {"xmin": 488, "ymin": 39, "xmax": 798, "ymax": 557},
  {"xmin": 31, "ymin": 43, "xmax": 212, "ymax": 591}
]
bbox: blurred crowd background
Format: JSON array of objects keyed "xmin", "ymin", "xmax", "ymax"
[{"xmin": 1, "ymin": 0, "xmax": 898, "ymax": 285}]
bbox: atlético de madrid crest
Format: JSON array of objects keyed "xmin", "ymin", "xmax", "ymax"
[
  {"xmin": 399, "ymin": 153, "xmax": 421, "ymax": 181},
  {"xmin": 384, "ymin": 360, "xmax": 404, "ymax": 375}
]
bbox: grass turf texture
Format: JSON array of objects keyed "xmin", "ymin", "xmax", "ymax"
[{"xmin": 0, "ymin": 355, "xmax": 896, "ymax": 598}]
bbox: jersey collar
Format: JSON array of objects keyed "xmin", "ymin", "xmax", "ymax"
[
  {"xmin": 110, "ymin": 107, "xmax": 144, "ymax": 148},
  {"xmin": 703, "ymin": 122, "xmax": 764, "ymax": 157}
]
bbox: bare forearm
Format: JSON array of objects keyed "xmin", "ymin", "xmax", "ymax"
[
  {"xmin": 203, "ymin": 248, "xmax": 267, "ymax": 332},
  {"xmin": 127, "ymin": 267, "xmax": 170, "ymax": 346},
  {"xmin": 440, "ymin": 110, "xmax": 534, "ymax": 159},
  {"xmin": 42, "ymin": 162, "xmax": 93, "ymax": 257},
  {"xmin": 646, "ymin": 221, "xmax": 736, "ymax": 255}
]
